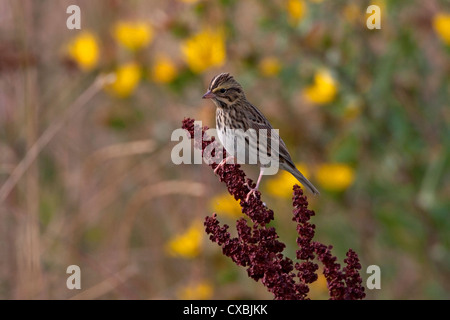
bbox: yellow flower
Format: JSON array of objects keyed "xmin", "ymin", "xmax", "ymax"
[
  {"xmin": 66, "ymin": 31, "xmax": 100, "ymax": 71},
  {"xmin": 342, "ymin": 4, "xmax": 360, "ymax": 24},
  {"xmin": 210, "ymin": 193, "xmax": 242, "ymax": 218},
  {"xmin": 259, "ymin": 57, "xmax": 282, "ymax": 77},
  {"xmin": 178, "ymin": 281, "xmax": 213, "ymax": 300},
  {"xmin": 181, "ymin": 29, "xmax": 226, "ymax": 73},
  {"xmin": 265, "ymin": 163, "xmax": 310, "ymax": 199},
  {"xmin": 166, "ymin": 221, "xmax": 203, "ymax": 258},
  {"xmin": 303, "ymin": 70, "xmax": 338, "ymax": 105},
  {"xmin": 107, "ymin": 62, "xmax": 142, "ymax": 98},
  {"xmin": 287, "ymin": 0, "xmax": 307, "ymax": 26},
  {"xmin": 151, "ymin": 55, "xmax": 178, "ymax": 84},
  {"xmin": 308, "ymin": 272, "xmax": 328, "ymax": 300},
  {"xmin": 316, "ymin": 163, "xmax": 355, "ymax": 192},
  {"xmin": 113, "ymin": 21, "xmax": 153, "ymax": 51},
  {"xmin": 370, "ymin": 0, "xmax": 386, "ymax": 14},
  {"xmin": 433, "ymin": 13, "xmax": 450, "ymax": 45}
]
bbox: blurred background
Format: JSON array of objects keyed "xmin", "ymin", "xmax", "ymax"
[{"xmin": 0, "ymin": 0, "xmax": 449, "ymax": 299}]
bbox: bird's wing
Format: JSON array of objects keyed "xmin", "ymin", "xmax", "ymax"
[{"xmin": 246, "ymin": 104, "xmax": 295, "ymax": 167}]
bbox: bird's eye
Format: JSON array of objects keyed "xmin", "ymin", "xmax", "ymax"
[{"xmin": 219, "ymin": 88, "xmax": 227, "ymax": 94}]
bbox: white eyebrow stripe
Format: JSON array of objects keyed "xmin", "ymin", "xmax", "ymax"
[
  {"xmin": 209, "ymin": 74, "xmax": 221, "ymax": 91},
  {"xmin": 209, "ymin": 73, "xmax": 229, "ymax": 91}
]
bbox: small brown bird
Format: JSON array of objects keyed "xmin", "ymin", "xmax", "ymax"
[{"xmin": 203, "ymin": 73, "xmax": 319, "ymax": 200}]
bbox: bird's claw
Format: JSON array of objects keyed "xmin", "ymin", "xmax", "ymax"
[
  {"xmin": 213, "ymin": 156, "xmax": 234, "ymax": 174},
  {"xmin": 244, "ymin": 181, "xmax": 259, "ymax": 202},
  {"xmin": 245, "ymin": 188, "xmax": 258, "ymax": 202},
  {"xmin": 213, "ymin": 162, "xmax": 224, "ymax": 174}
]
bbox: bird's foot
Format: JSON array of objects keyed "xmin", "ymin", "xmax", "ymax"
[
  {"xmin": 244, "ymin": 182, "xmax": 259, "ymax": 202},
  {"xmin": 214, "ymin": 156, "xmax": 235, "ymax": 174},
  {"xmin": 245, "ymin": 188, "xmax": 259, "ymax": 202}
]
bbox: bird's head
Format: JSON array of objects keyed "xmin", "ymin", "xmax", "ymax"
[{"xmin": 202, "ymin": 73, "xmax": 245, "ymax": 108}]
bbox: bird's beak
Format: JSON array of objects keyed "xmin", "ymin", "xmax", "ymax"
[{"xmin": 202, "ymin": 90, "xmax": 215, "ymax": 99}]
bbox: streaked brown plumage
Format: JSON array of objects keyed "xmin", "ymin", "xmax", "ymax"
[{"xmin": 203, "ymin": 73, "xmax": 319, "ymax": 199}]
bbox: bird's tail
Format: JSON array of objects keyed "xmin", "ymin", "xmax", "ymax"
[{"xmin": 288, "ymin": 165, "xmax": 320, "ymax": 195}]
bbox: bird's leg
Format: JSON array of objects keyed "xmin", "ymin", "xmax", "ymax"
[
  {"xmin": 214, "ymin": 155, "xmax": 235, "ymax": 174},
  {"xmin": 245, "ymin": 167, "xmax": 264, "ymax": 202}
]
